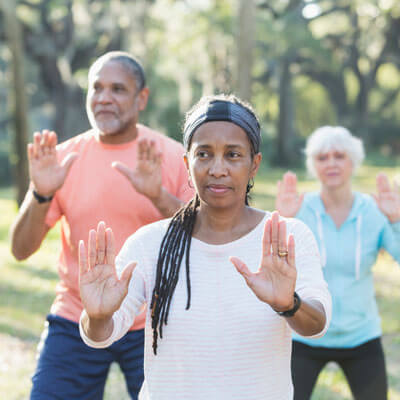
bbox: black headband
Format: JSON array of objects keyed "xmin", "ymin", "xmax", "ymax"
[{"xmin": 183, "ymin": 100, "xmax": 261, "ymax": 153}]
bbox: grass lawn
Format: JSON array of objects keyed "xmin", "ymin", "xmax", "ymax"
[{"xmin": 0, "ymin": 163, "xmax": 399, "ymax": 399}]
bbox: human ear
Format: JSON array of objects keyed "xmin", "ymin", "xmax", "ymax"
[
  {"xmin": 137, "ymin": 87, "xmax": 149, "ymax": 111},
  {"xmin": 250, "ymin": 152, "xmax": 262, "ymax": 178}
]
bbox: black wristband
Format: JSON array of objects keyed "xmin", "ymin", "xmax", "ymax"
[
  {"xmin": 32, "ymin": 189, "xmax": 54, "ymax": 203},
  {"xmin": 276, "ymin": 292, "xmax": 301, "ymax": 317}
]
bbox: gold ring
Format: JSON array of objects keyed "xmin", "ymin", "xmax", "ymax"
[{"xmin": 278, "ymin": 250, "xmax": 288, "ymax": 257}]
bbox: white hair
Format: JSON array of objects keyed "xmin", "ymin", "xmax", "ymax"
[{"xmin": 305, "ymin": 126, "xmax": 365, "ymax": 177}]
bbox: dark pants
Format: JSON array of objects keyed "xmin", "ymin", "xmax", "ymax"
[
  {"xmin": 291, "ymin": 338, "xmax": 387, "ymax": 400},
  {"xmin": 30, "ymin": 314, "xmax": 144, "ymax": 400}
]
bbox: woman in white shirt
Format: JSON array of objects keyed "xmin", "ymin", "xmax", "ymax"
[{"xmin": 78, "ymin": 94, "xmax": 332, "ymax": 400}]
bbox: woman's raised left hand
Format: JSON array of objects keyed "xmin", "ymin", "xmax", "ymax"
[
  {"xmin": 373, "ymin": 173, "xmax": 400, "ymax": 223},
  {"xmin": 230, "ymin": 211, "xmax": 297, "ymax": 312}
]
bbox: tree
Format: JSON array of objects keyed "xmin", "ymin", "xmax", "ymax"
[{"xmin": 0, "ymin": 0, "xmax": 29, "ymax": 205}]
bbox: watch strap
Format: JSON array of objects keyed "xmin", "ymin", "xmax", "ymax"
[
  {"xmin": 33, "ymin": 190, "xmax": 54, "ymax": 203},
  {"xmin": 276, "ymin": 292, "xmax": 301, "ymax": 317}
]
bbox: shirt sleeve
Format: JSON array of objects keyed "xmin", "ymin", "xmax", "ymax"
[
  {"xmin": 79, "ymin": 234, "xmax": 147, "ymax": 348},
  {"xmin": 289, "ymin": 218, "xmax": 332, "ymax": 339},
  {"xmin": 380, "ymin": 219, "xmax": 400, "ymax": 264}
]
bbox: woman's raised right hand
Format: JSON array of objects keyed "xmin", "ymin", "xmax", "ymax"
[
  {"xmin": 28, "ymin": 130, "xmax": 78, "ymax": 197},
  {"xmin": 79, "ymin": 221, "xmax": 136, "ymax": 321},
  {"xmin": 275, "ymin": 171, "xmax": 304, "ymax": 218}
]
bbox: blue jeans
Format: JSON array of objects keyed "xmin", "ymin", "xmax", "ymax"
[{"xmin": 30, "ymin": 314, "xmax": 144, "ymax": 400}]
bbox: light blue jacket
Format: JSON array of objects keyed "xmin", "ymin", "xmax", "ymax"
[{"xmin": 293, "ymin": 192, "xmax": 400, "ymax": 348}]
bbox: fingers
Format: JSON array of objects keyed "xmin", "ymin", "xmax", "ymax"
[
  {"xmin": 230, "ymin": 256, "xmax": 252, "ymax": 282},
  {"xmin": 278, "ymin": 220, "xmax": 287, "ymax": 255},
  {"xmin": 105, "ymin": 228, "xmax": 116, "ymax": 266},
  {"xmin": 88, "ymin": 229, "xmax": 97, "ymax": 270},
  {"xmin": 31, "ymin": 130, "xmax": 58, "ymax": 159},
  {"xmin": 270, "ymin": 211, "xmax": 280, "ymax": 256},
  {"xmin": 61, "ymin": 152, "xmax": 78, "ymax": 172},
  {"xmin": 376, "ymin": 173, "xmax": 391, "ymax": 194},
  {"xmin": 287, "ymin": 234, "xmax": 295, "ymax": 267},
  {"xmin": 78, "ymin": 240, "xmax": 88, "ymax": 276},
  {"xmin": 138, "ymin": 138, "xmax": 159, "ymax": 164},
  {"xmin": 112, "ymin": 161, "xmax": 133, "ymax": 181},
  {"xmin": 87, "ymin": 223, "xmax": 114, "ymax": 271},
  {"xmin": 262, "ymin": 219, "xmax": 272, "ymax": 257},
  {"xmin": 33, "ymin": 132, "xmax": 42, "ymax": 158},
  {"xmin": 96, "ymin": 221, "xmax": 106, "ymax": 265},
  {"xmin": 283, "ymin": 171, "xmax": 297, "ymax": 193},
  {"xmin": 138, "ymin": 138, "xmax": 150, "ymax": 161},
  {"xmin": 120, "ymin": 261, "xmax": 137, "ymax": 291},
  {"xmin": 27, "ymin": 143, "xmax": 34, "ymax": 161}
]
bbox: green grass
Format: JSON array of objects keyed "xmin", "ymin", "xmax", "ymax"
[{"xmin": 0, "ymin": 164, "xmax": 399, "ymax": 399}]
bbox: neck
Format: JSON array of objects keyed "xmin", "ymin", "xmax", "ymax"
[
  {"xmin": 320, "ymin": 182, "xmax": 353, "ymax": 210},
  {"xmin": 193, "ymin": 201, "xmax": 260, "ymax": 244},
  {"xmin": 98, "ymin": 125, "xmax": 139, "ymax": 145}
]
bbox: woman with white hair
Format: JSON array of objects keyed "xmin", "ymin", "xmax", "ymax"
[{"xmin": 275, "ymin": 126, "xmax": 400, "ymax": 400}]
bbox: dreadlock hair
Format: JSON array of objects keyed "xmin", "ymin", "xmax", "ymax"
[{"xmin": 150, "ymin": 94, "xmax": 260, "ymax": 354}]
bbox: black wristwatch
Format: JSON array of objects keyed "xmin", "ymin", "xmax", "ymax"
[
  {"xmin": 276, "ymin": 292, "xmax": 301, "ymax": 317},
  {"xmin": 32, "ymin": 189, "xmax": 54, "ymax": 204}
]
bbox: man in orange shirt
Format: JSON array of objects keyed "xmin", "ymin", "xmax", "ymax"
[{"xmin": 10, "ymin": 51, "xmax": 193, "ymax": 400}]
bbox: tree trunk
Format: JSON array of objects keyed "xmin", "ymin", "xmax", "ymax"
[
  {"xmin": 236, "ymin": 0, "xmax": 255, "ymax": 101},
  {"xmin": 276, "ymin": 56, "xmax": 295, "ymax": 166},
  {"xmin": 1, "ymin": 0, "xmax": 29, "ymax": 205}
]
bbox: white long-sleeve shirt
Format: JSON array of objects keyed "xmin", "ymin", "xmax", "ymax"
[{"xmin": 80, "ymin": 212, "xmax": 331, "ymax": 400}]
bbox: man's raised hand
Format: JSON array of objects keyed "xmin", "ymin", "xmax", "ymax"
[
  {"xmin": 28, "ymin": 130, "xmax": 78, "ymax": 197},
  {"xmin": 112, "ymin": 138, "xmax": 163, "ymax": 201}
]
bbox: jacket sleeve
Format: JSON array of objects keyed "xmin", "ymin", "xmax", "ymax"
[{"xmin": 380, "ymin": 220, "xmax": 400, "ymax": 264}]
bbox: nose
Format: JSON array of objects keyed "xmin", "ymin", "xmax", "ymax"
[
  {"xmin": 96, "ymin": 88, "xmax": 112, "ymax": 104},
  {"xmin": 327, "ymin": 155, "xmax": 336, "ymax": 166},
  {"xmin": 208, "ymin": 156, "xmax": 228, "ymax": 177}
]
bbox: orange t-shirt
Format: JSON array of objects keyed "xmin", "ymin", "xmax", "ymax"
[{"xmin": 45, "ymin": 124, "xmax": 194, "ymax": 330}]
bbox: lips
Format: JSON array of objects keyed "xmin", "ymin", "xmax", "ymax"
[
  {"xmin": 207, "ymin": 184, "xmax": 231, "ymax": 194},
  {"xmin": 95, "ymin": 110, "xmax": 116, "ymax": 117}
]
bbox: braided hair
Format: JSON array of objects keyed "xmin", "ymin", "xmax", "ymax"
[{"xmin": 150, "ymin": 94, "xmax": 260, "ymax": 354}]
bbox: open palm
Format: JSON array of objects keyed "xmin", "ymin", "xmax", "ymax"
[
  {"xmin": 112, "ymin": 138, "xmax": 163, "ymax": 201},
  {"xmin": 373, "ymin": 173, "xmax": 400, "ymax": 223},
  {"xmin": 79, "ymin": 222, "xmax": 136, "ymax": 320},
  {"xmin": 275, "ymin": 171, "xmax": 304, "ymax": 218},
  {"xmin": 28, "ymin": 130, "xmax": 77, "ymax": 196},
  {"xmin": 230, "ymin": 211, "xmax": 297, "ymax": 312}
]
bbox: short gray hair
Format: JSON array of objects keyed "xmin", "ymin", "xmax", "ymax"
[
  {"xmin": 305, "ymin": 126, "xmax": 365, "ymax": 177},
  {"xmin": 88, "ymin": 51, "xmax": 146, "ymax": 91}
]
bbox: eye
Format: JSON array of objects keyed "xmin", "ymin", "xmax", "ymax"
[
  {"xmin": 92, "ymin": 83, "xmax": 102, "ymax": 92},
  {"xmin": 227, "ymin": 151, "xmax": 241, "ymax": 158},
  {"xmin": 334, "ymin": 152, "xmax": 346, "ymax": 159},
  {"xmin": 196, "ymin": 150, "xmax": 209, "ymax": 159},
  {"xmin": 316, "ymin": 154, "xmax": 328, "ymax": 161},
  {"xmin": 112, "ymin": 85, "xmax": 125, "ymax": 93}
]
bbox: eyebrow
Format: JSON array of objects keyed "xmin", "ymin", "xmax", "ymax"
[
  {"xmin": 194, "ymin": 143, "xmax": 245, "ymax": 149},
  {"xmin": 91, "ymin": 79, "xmax": 127, "ymax": 87}
]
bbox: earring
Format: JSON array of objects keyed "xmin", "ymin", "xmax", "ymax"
[{"xmin": 247, "ymin": 177, "xmax": 254, "ymax": 191}]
